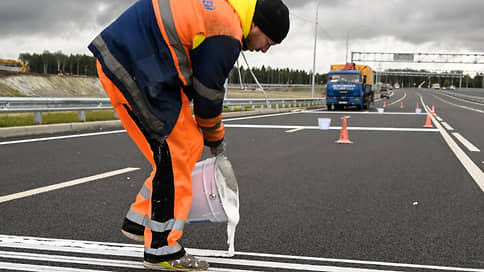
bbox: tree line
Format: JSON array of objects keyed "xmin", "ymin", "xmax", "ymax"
[
  {"xmin": 19, "ymin": 51, "xmax": 97, "ymax": 76},
  {"xmin": 380, "ymin": 69, "xmax": 484, "ymax": 88},
  {"xmin": 228, "ymin": 65, "xmax": 327, "ymax": 85},
  {"xmin": 16, "ymin": 51, "xmax": 483, "ymax": 88},
  {"xmin": 16, "ymin": 51, "xmax": 326, "ymax": 84}
]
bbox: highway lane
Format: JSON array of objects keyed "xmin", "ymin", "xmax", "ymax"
[
  {"xmin": 419, "ymin": 88, "xmax": 483, "ymax": 165},
  {"xmin": 0, "ymin": 91, "xmax": 483, "ymax": 271}
]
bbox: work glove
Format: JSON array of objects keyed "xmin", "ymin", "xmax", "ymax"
[{"xmin": 210, "ymin": 140, "xmax": 225, "ymax": 156}]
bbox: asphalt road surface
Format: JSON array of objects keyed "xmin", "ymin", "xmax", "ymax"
[{"xmin": 1, "ymin": 88, "xmax": 483, "ymax": 272}]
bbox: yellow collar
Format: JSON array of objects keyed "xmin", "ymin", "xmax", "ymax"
[{"xmin": 227, "ymin": 0, "xmax": 257, "ymax": 38}]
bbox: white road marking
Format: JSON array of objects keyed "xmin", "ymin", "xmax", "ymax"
[
  {"xmin": 301, "ymin": 111, "xmax": 427, "ymax": 115},
  {"xmin": 1, "ymin": 235, "xmax": 483, "ymax": 272},
  {"xmin": 420, "ymin": 96, "xmax": 484, "ymax": 192},
  {"xmin": 452, "ymin": 132, "xmax": 481, "ymax": 152},
  {"xmin": 441, "ymin": 122, "xmax": 454, "ymax": 131},
  {"xmin": 225, "ymin": 124, "xmax": 439, "ymax": 132},
  {"xmin": 440, "ymin": 92, "xmax": 484, "ymax": 106},
  {"xmin": 0, "ymin": 168, "xmax": 139, "ymax": 203},
  {"xmin": 434, "ymin": 115, "xmax": 443, "ymax": 121},
  {"xmin": 0, "ymin": 130, "xmax": 126, "ymax": 146},
  {"xmin": 431, "ymin": 94, "xmax": 484, "ymax": 114},
  {"xmin": 223, "ymin": 111, "xmax": 300, "ymax": 122},
  {"xmin": 286, "ymin": 128, "xmax": 305, "ymax": 133},
  {"xmin": 387, "ymin": 92, "xmax": 406, "ymax": 106},
  {"xmin": 0, "ymin": 250, "xmax": 400, "ymax": 272},
  {"xmin": 0, "ymin": 261, "xmax": 110, "ymax": 272}
]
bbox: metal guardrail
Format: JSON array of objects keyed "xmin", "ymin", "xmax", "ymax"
[
  {"xmin": 0, "ymin": 97, "xmax": 325, "ymax": 124},
  {"xmin": 227, "ymin": 83, "xmax": 325, "ymax": 90},
  {"xmin": 0, "ymin": 97, "xmax": 113, "ymax": 113}
]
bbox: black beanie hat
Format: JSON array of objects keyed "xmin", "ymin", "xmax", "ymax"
[{"xmin": 253, "ymin": 0, "xmax": 290, "ymax": 44}]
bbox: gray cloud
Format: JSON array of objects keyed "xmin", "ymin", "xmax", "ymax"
[
  {"xmin": 0, "ymin": 0, "xmax": 133, "ymax": 37},
  {"xmin": 1, "ymin": 0, "xmax": 483, "ymax": 71}
]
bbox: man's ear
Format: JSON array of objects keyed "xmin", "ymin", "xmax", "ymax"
[{"xmin": 250, "ymin": 22, "xmax": 256, "ymax": 32}]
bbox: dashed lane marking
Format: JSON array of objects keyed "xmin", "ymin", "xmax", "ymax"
[
  {"xmin": 0, "ymin": 168, "xmax": 139, "ymax": 203},
  {"xmin": 0, "ymin": 130, "xmax": 126, "ymax": 146},
  {"xmin": 286, "ymin": 128, "xmax": 305, "ymax": 133},
  {"xmin": 420, "ymin": 95, "xmax": 484, "ymax": 192},
  {"xmin": 452, "ymin": 132, "xmax": 481, "ymax": 152},
  {"xmin": 1, "ymin": 235, "xmax": 484, "ymax": 272}
]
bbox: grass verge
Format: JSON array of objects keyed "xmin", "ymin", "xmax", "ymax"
[{"xmin": 0, "ymin": 110, "xmax": 117, "ymax": 127}]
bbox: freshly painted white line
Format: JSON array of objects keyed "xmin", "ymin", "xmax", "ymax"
[
  {"xmin": 0, "ymin": 130, "xmax": 126, "ymax": 146},
  {"xmin": 2, "ymin": 235, "xmax": 483, "ymax": 272},
  {"xmin": 0, "ymin": 112, "xmax": 302, "ymax": 146},
  {"xmin": 0, "ymin": 168, "xmax": 139, "ymax": 203},
  {"xmin": 0, "ymin": 250, "xmax": 400, "ymax": 272},
  {"xmin": 223, "ymin": 111, "xmax": 300, "ymax": 122},
  {"xmin": 0, "ymin": 261, "xmax": 110, "ymax": 272},
  {"xmin": 0, "ymin": 250, "xmax": 141, "ymax": 269},
  {"xmin": 203, "ymin": 257, "xmax": 402, "ymax": 272},
  {"xmin": 420, "ymin": 96, "xmax": 484, "ymax": 192},
  {"xmin": 441, "ymin": 122, "xmax": 454, "ymax": 131},
  {"xmin": 432, "ymin": 94, "xmax": 484, "ymax": 114},
  {"xmin": 286, "ymin": 128, "xmax": 305, "ymax": 133},
  {"xmin": 225, "ymin": 124, "xmax": 439, "ymax": 132},
  {"xmin": 387, "ymin": 92, "xmax": 406, "ymax": 106},
  {"xmin": 452, "ymin": 132, "xmax": 480, "ymax": 152},
  {"xmin": 434, "ymin": 115, "xmax": 443, "ymax": 122},
  {"xmin": 0, "ymin": 251, "xmax": 260, "ymax": 272}
]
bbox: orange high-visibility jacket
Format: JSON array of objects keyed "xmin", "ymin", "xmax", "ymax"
[{"xmin": 89, "ymin": 0, "xmax": 256, "ymax": 146}]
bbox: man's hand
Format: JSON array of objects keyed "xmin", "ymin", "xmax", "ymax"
[{"xmin": 210, "ymin": 141, "xmax": 225, "ymax": 156}]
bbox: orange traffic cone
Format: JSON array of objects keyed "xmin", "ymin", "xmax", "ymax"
[
  {"xmin": 400, "ymin": 102, "xmax": 403, "ymax": 109},
  {"xmin": 383, "ymin": 101, "xmax": 387, "ymax": 108},
  {"xmin": 431, "ymin": 105, "xmax": 435, "ymax": 115},
  {"xmin": 336, "ymin": 116, "xmax": 353, "ymax": 144},
  {"xmin": 423, "ymin": 114, "xmax": 433, "ymax": 128},
  {"xmin": 416, "ymin": 103, "xmax": 419, "ymax": 110}
]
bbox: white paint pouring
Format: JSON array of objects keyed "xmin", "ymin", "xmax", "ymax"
[{"xmin": 187, "ymin": 155, "xmax": 240, "ymax": 257}]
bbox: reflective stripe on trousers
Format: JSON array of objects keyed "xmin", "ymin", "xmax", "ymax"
[{"xmin": 96, "ymin": 61, "xmax": 204, "ymax": 261}]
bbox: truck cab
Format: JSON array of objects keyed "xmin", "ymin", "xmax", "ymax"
[{"xmin": 326, "ymin": 63, "xmax": 374, "ymax": 111}]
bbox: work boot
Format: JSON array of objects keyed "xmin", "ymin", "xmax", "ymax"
[
  {"xmin": 144, "ymin": 254, "xmax": 209, "ymax": 271},
  {"xmin": 121, "ymin": 218, "xmax": 144, "ymax": 243}
]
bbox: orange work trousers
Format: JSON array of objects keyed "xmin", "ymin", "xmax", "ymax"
[{"xmin": 97, "ymin": 61, "xmax": 204, "ymax": 261}]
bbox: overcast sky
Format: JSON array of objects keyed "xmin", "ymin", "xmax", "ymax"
[{"xmin": 1, "ymin": 0, "xmax": 484, "ymax": 74}]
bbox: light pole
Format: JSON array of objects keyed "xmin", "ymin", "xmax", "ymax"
[
  {"xmin": 345, "ymin": 32, "xmax": 349, "ymax": 63},
  {"xmin": 311, "ymin": 0, "xmax": 321, "ymax": 99}
]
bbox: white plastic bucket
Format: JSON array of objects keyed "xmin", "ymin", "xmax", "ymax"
[
  {"xmin": 318, "ymin": 118, "xmax": 331, "ymax": 130},
  {"xmin": 416, "ymin": 108, "xmax": 422, "ymax": 114},
  {"xmin": 187, "ymin": 156, "xmax": 240, "ymax": 256},
  {"xmin": 187, "ymin": 157, "xmax": 227, "ymax": 223},
  {"xmin": 377, "ymin": 108, "xmax": 384, "ymax": 114}
]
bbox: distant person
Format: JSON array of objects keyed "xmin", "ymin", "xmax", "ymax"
[{"xmin": 88, "ymin": 0, "xmax": 289, "ymax": 270}]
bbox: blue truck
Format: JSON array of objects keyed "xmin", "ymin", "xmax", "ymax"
[{"xmin": 326, "ymin": 63, "xmax": 374, "ymax": 110}]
